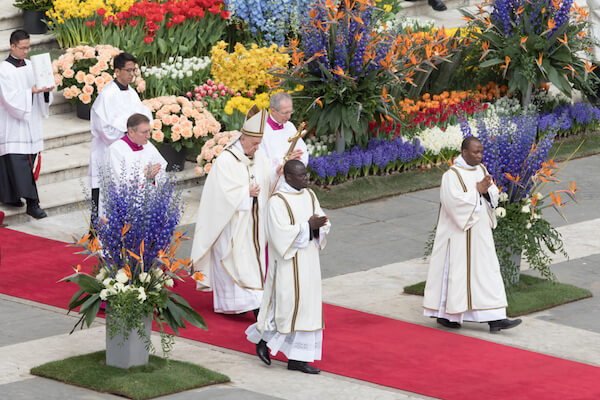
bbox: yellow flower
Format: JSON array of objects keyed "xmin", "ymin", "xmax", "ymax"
[{"xmin": 383, "ymin": 4, "xmax": 392, "ymax": 12}]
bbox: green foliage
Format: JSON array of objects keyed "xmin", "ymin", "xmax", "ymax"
[{"xmin": 13, "ymin": 0, "xmax": 52, "ymax": 11}]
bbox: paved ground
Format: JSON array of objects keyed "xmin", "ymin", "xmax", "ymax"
[{"xmin": 1, "ymin": 154, "xmax": 599, "ymax": 399}]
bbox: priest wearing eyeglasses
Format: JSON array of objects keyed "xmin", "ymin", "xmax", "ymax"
[{"xmin": 0, "ymin": 29, "xmax": 54, "ymax": 219}]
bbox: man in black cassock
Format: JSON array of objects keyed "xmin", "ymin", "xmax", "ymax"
[{"xmin": 0, "ymin": 30, "xmax": 54, "ymax": 219}]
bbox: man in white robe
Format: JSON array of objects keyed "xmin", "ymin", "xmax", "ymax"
[
  {"xmin": 103, "ymin": 113, "xmax": 166, "ymax": 191},
  {"xmin": 90, "ymin": 52, "xmax": 151, "ymax": 217},
  {"xmin": 423, "ymin": 137, "xmax": 521, "ymax": 333},
  {"xmin": 190, "ymin": 105, "xmax": 271, "ymax": 316},
  {"xmin": 246, "ymin": 160, "xmax": 330, "ymax": 374},
  {"xmin": 259, "ymin": 92, "xmax": 308, "ymax": 190},
  {"xmin": 0, "ymin": 30, "xmax": 54, "ymax": 219}
]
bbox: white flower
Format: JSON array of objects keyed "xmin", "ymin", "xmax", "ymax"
[
  {"xmin": 521, "ymin": 205, "xmax": 530, "ymax": 213},
  {"xmin": 137, "ymin": 287, "xmax": 147, "ymax": 302},
  {"xmin": 108, "ymin": 287, "xmax": 117, "ymax": 296},
  {"xmin": 495, "ymin": 207, "xmax": 506, "ymax": 218},
  {"xmin": 102, "ymin": 277, "xmax": 114, "ymax": 288},
  {"xmin": 96, "ymin": 268, "xmax": 108, "ymax": 281},
  {"xmin": 536, "ymin": 192, "xmax": 543, "ymax": 200},
  {"xmin": 115, "ymin": 269, "xmax": 129, "ymax": 284},
  {"xmin": 113, "ymin": 282, "xmax": 124, "ymax": 292},
  {"xmin": 533, "ymin": 212, "xmax": 541, "ymax": 219},
  {"xmin": 526, "ymin": 222, "xmax": 532, "ymax": 229},
  {"xmin": 139, "ymin": 272, "xmax": 151, "ymax": 283},
  {"xmin": 100, "ymin": 288, "xmax": 109, "ymax": 300},
  {"xmin": 152, "ymin": 268, "xmax": 164, "ymax": 278},
  {"xmin": 165, "ymin": 278, "xmax": 174, "ymax": 287},
  {"xmin": 498, "ymin": 192, "xmax": 509, "ymax": 202},
  {"xmin": 122, "ymin": 285, "xmax": 132, "ymax": 292}
]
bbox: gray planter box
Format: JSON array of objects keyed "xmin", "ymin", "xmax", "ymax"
[{"xmin": 105, "ymin": 311, "xmax": 152, "ymax": 369}]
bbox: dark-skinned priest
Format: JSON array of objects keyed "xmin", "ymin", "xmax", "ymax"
[
  {"xmin": 0, "ymin": 30, "xmax": 54, "ymax": 219},
  {"xmin": 423, "ymin": 136, "xmax": 521, "ymax": 333},
  {"xmin": 190, "ymin": 105, "xmax": 272, "ymax": 317},
  {"xmin": 247, "ymin": 159, "xmax": 330, "ymax": 374},
  {"xmin": 89, "ymin": 52, "xmax": 151, "ymax": 218}
]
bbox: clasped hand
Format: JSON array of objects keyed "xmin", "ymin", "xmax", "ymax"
[
  {"xmin": 249, "ymin": 183, "xmax": 260, "ymax": 197},
  {"xmin": 308, "ymin": 214, "xmax": 328, "ymax": 230},
  {"xmin": 144, "ymin": 163, "xmax": 162, "ymax": 180},
  {"xmin": 476, "ymin": 174, "xmax": 492, "ymax": 194},
  {"xmin": 32, "ymin": 84, "xmax": 55, "ymax": 94}
]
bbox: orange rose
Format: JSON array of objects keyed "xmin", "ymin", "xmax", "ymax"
[
  {"xmin": 75, "ymin": 70, "xmax": 86, "ymax": 83},
  {"xmin": 181, "ymin": 127, "xmax": 193, "ymax": 139},
  {"xmin": 152, "ymin": 130, "xmax": 164, "ymax": 142},
  {"xmin": 82, "ymin": 85, "xmax": 94, "ymax": 95},
  {"xmin": 79, "ymin": 93, "xmax": 92, "ymax": 104},
  {"xmin": 63, "ymin": 69, "xmax": 75, "ymax": 78},
  {"xmin": 152, "ymin": 120, "xmax": 162, "ymax": 130},
  {"xmin": 171, "ymin": 130, "xmax": 181, "ymax": 142},
  {"xmin": 84, "ymin": 74, "xmax": 95, "ymax": 85},
  {"xmin": 204, "ymin": 163, "xmax": 212, "ymax": 174}
]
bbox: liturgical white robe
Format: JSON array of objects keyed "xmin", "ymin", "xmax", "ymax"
[
  {"xmin": 259, "ymin": 116, "xmax": 308, "ymax": 190},
  {"xmin": 89, "ymin": 81, "xmax": 152, "ymax": 189},
  {"xmin": 246, "ymin": 182, "xmax": 329, "ymax": 362},
  {"xmin": 423, "ymin": 157, "xmax": 507, "ymax": 323},
  {"xmin": 104, "ymin": 138, "xmax": 167, "ymax": 185},
  {"xmin": 190, "ymin": 137, "xmax": 271, "ymax": 314},
  {"xmin": 0, "ymin": 58, "xmax": 51, "ymax": 156}
]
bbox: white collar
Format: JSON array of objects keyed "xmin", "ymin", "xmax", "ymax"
[
  {"xmin": 454, "ymin": 155, "xmax": 478, "ymax": 170},
  {"xmin": 280, "ymin": 181, "xmax": 303, "ymax": 194}
]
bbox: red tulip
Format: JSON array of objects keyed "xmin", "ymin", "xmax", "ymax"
[
  {"xmin": 207, "ymin": 89, "xmax": 213, "ymax": 95},
  {"xmin": 195, "ymin": 93, "xmax": 201, "ymax": 100},
  {"xmin": 229, "ymin": 88, "xmax": 234, "ymax": 95},
  {"xmin": 186, "ymin": 92, "xmax": 192, "ymax": 98},
  {"xmin": 217, "ymin": 82, "xmax": 224, "ymax": 90},
  {"xmin": 212, "ymin": 93, "xmax": 218, "ymax": 99},
  {"xmin": 166, "ymin": 21, "xmax": 173, "ymax": 28},
  {"xmin": 194, "ymin": 87, "xmax": 201, "ymax": 93},
  {"xmin": 200, "ymin": 90, "xmax": 207, "ymax": 96},
  {"xmin": 220, "ymin": 10, "xmax": 230, "ymax": 19},
  {"xmin": 207, "ymin": 79, "xmax": 213, "ymax": 86},
  {"xmin": 97, "ymin": 8, "xmax": 106, "ymax": 16},
  {"xmin": 220, "ymin": 90, "xmax": 226, "ymax": 96},
  {"xmin": 129, "ymin": 19, "xmax": 138, "ymax": 26},
  {"xmin": 144, "ymin": 36, "xmax": 154, "ymax": 44}
]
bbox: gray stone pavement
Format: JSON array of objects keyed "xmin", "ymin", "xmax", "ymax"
[{"xmin": 0, "ymin": 154, "xmax": 599, "ymax": 399}]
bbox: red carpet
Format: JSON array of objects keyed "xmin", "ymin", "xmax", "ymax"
[{"xmin": 1, "ymin": 226, "xmax": 600, "ymax": 399}]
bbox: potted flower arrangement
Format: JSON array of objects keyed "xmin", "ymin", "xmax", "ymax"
[
  {"xmin": 194, "ymin": 130, "xmax": 239, "ymax": 176},
  {"xmin": 142, "ymin": 96, "xmax": 221, "ymax": 171},
  {"xmin": 61, "ymin": 171, "xmax": 206, "ymax": 368},
  {"xmin": 465, "ymin": 113, "xmax": 577, "ymax": 286},
  {"xmin": 52, "ymin": 44, "xmax": 146, "ymax": 120},
  {"xmin": 13, "ymin": 0, "xmax": 53, "ymax": 34}
]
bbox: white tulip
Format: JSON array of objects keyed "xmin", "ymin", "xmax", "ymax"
[
  {"xmin": 495, "ymin": 207, "xmax": 506, "ymax": 218},
  {"xmin": 115, "ymin": 269, "xmax": 129, "ymax": 284}
]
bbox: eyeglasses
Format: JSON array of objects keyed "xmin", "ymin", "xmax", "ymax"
[
  {"xmin": 274, "ymin": 109, "xmax": 293, "ymax": 116},
  {"xmin": 121, "ymin": 68, "xmax": 139, "ymax": 74},
  {"xmin": 15, "ymin": 46, "xmax": 30, "ymax": 51}
]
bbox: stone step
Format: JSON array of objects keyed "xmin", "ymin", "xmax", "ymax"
[
  {"xmin": 43, "ymin": 110, "xmax": 90, "ymax": 150},
  {"xmin": 49, "ymin": 91, "xmax": 74, "ymax": 116},
  {"xmin": 37, "ymin": 142, "xmax": 90, "ymax": 185},
  {"xmin": 0, "ymin": 3, "xmax": 22, "ymax": 31},
  {"xmin": 0, "ymin": 29, "xmax": 57, "ymax": 61},
  {"xmin": 0, "ymin": 162, "xmax": 203, "ymax": 226}
]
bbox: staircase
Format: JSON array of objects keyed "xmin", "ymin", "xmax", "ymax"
[{"xmin": 0, "ymin": 4, "xmax": 202, "ymax": 226}]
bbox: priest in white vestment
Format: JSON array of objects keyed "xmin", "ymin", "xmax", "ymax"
[
  {"xmin": 259, "ymin": 92, "xmax": 308, "ymax": 190},
  {"xmin": 246, "ymin": 160, "xmax": 330, "ymax": 374},
  {"xmin": 190, "ymin": 105, "xmax": 272, "ymax": 316},
  {"xmin": 89, "ymin": 52, "xmax": 151, "ymax": 216},
  {"xmin": 0, "ymin": 30, "xmax": 53, "ymax": 219},
  {"xmin": 103, "ymin": 113, "xmax": 166, "ymax": 192},
  {"xmin": 423, "ymin": 136, "xmax": 521, "ymax": 333}
]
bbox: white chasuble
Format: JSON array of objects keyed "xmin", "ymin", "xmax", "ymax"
[
  {"xmin": 89, "ymin": 81, "xmax": 152, "ymax": 188},
  {"xmin": 104, "ymin": 139, "xmax": 167, "ymax": 185},
  {"xmin": 259, "ymin": 120, "xmax": 308, "ymax": 190},
  {"xmin": 257, "ymin": 185, "xmax": 330, "ymax": 334},
  {"xmin": 190, "ymin": 140, "xmax": 270, "ymax": 313},
  {"xmin": 423, "ymin": 163, "xmax": 507, "ymax": 318},
  {"xmin": 0, "ymin": 60, "xmax": 52, "ymax": 155}
]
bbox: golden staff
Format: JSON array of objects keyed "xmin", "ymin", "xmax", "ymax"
[{"xmin": 269, "ymin": 122, "xmax": 307, "ymax": 196}]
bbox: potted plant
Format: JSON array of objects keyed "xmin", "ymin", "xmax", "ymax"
[
  {"xmin": 52, "ymin": 44, "xmax": 146, "ymax": 120},
  {"xmin": 61, "ymin": 172, "xmax": 207, "ymax": 368},
  {"xmin": 13, "ymin": 0, "xmax": 53, "ymax": 34}
]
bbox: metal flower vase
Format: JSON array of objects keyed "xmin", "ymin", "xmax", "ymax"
[
  {"xmin": 76, "ymin": 101, "xmax": 91, "ymax": 120},
  {"xmin": 158, "ymin": 142, "xmax": 186, "ymax": 172},
  {"xmin": 503, "ymin": 248, "xmax": 522, "ymax": 287},
  {"xmin": 105, "ymin": 310, "xmax": 152, "ymax": 369}
]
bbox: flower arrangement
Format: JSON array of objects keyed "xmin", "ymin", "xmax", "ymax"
[
  {"xmin": 210, "ymin": 41, "xmax": 290, "ymax": 93},
  {"xmin": 194, "ymin": 130, "xmax": 239, "ymax": 175},
  {"xmin": 141, "ymin": 56, "xmax": 211, "ymax": 98},
  {"xmin": 465, "ymin": 114, "xmax": 577, "ymax": 285},
  {"xmin": 142, "ymin": 96, "xmax": 221, "ymax": 152},
  {"xmin": 46, "ymin": 0, "xmax": 136, "ymax": 47},
  {"xmin": 275, "ymin": 0, "xmax": 451, "ymax": 152},
  {"xmin": 307, "ymin": 137, "xmax": 424, "ymax": 185},
  {"xmin": 61, "ymin": 170, "xmax": 206, "ymax": 356},
  {"xmin": 225, "ymin": 0, "xmax": 312, "ymax": 45},
  {"xmin": 187, "ymin": 79, "xmax": 235, "ymax": 126},
  {"xmin": 52, "ymin": 44, "xmax": 145, "ymax": 105},
  {"xmin": 462, "ymin": 0, "xmax": 599, "ymax": 104},
  {"xmin": 305, "ymin": 134, "xmax": 336, "ymax": 158}
]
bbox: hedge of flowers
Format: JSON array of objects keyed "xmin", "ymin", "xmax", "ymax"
[{"xmin": 307, "ymin": 137, "xmax": 424, "ymax": 185}]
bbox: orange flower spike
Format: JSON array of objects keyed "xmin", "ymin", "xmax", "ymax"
[
  {"xmin": 547, "ymin": 18, "xmax": 555, "ymax": 30},
  {"xmin": 564, "ymin": 64, "xmax": 576, "ymax": 79},
  {"xmin": 124, "ymin": 265, "xmax": 132, "ymax": 280},
  {"xmin": 585, "ymin": 60, "xmax": 597, "ymax": 74},
  {"xmin": 382, "ymin": 87, "xmax": 389, "ymax": 103},
  {"xmin": 72, "ymin": 264, "xmax": 82, "ymax": 273},
  {"xmin": 520, "ymin": 36, "xmax": 528, "ymax": 52},
  {"xmin": 531, "ymin": 195, "xmax": 538, "ymax": 208},
  {"xmin": 568, "ymin": 181, "xmax": 578, "ymax": 194},
  {"xmin": 121, "ymin": 223, "xmax": 131, "ymax": 237},
  {"xmin": 536, "ymin": 53, "xmax": 543, "ymax": 68},
  {"xmin": 516, "ymin": 5, "xmax": 525, "ymax": 14},
  {"xmin": 139, "ymin": 240, "xmax": 145, "ymax": 256},
  {"xmin": 557, "ymin": 32, "xmax": 568, "ymax": 45},
  {"xmin": 76, "ymin": 233, "xmax": 91, "ymax": 245},
  {"xmin": 89, "ymin": 237, "xmax": 101, "ymax": 253},
  {"xmin": 193, "ymin": 271, "xmax": 205, "ymax": 282},
  {"xmin": 126, "ymin": 249, "xmax": 141, "ymax": 262},
  {"xmin": 542, "ymin": 7, "xmax": 546, "ymax": 14},
  {"xmin": 505, "ymin": 172, "xmax": 517, "ymax": 181},
  {"xmin": 332, "ymin": 65, "xmax": 345, "ymax": 76}
]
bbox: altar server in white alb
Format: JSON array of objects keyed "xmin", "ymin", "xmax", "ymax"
[
  {"xmin": 247, "ymin": 160, "xmax": 330, "ymax": 374},
  {"xmin": 103, "ymin": 113, "xmax": 166, "ymax": 189},
  {"xmin": 423, "ymin": 136, "xmax": 521, "ymax": 333},
  {"xmin": 0, "ymin": 30, "xmax": 53, "ymax": 219},
  {"xmin": 89, "ymin": 52, "xmax": 151, "ymax": 216},
  {"xmin": 190, "ymin": 105, "xmax": 271, "ymax": 317},
  {"xmin": 259, "ymin": 92, "xmax": 308, "ymax": 189}
]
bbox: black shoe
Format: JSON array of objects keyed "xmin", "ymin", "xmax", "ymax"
[
  {"xmin": 3, "ymin": 200, "xmax": 24, "ymax": 207},
  {"xmin": 428, "ymin": 0, "xmax": 447, "ymax": 11},
  {"xmin": 256, "ymin": 340, "xmax": 271, "ymax": 365},
  {"xmin": 436, "ymin": 318, "xmax": 461, "ymax": 329},
  {"xmin": 26, "ymin": 204, "xmax": 47, "ymax": 219},
  {"xmin": 488, "ymin": 318, "xmax": 522, "ymax": 333},
  {"xmin": 288, "ymin": 360, "xmax": 320, "ymax": 374}
]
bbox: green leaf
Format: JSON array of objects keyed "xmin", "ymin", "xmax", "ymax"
[
  {"xmin": 157, "ymin": 37, "xmax": 167, "ymax": 54},
  {"xmin": 480, "ymin": 58, "xmax": 505, "ymax": 68},
  {"xmin": 70, "ymin": 274, "xmax": 103, "ymax": 294},
  {"xmin": 84, "ymin": 295, "xmax": 102, "ymax": 327},
  {"xmin": 548, "ymin": 66, "xmax": 572, "ymax": 97}
]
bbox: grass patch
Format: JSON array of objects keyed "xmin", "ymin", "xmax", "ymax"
[
  {"xmin": 403, "ymin": 274, "xmax": 592, "ymax": 317},
  {"xmin": 551, "ymin": 130, "xmax": 600, "ymax": 161},
  {"xmin": 30, "ymin": 351, "xmax": 230, "ymax": 400},
  {"xmin": 310, "ymin": 166, "xmax": 446, "ymax": 209}
]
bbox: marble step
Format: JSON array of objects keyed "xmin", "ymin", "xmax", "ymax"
[
  {"xmin": 0, "ymin": 3, "xmax": 22, "ymax": 31},
  {"xmin": 43, "ymin": 111, "xmax": 90, "ymax": 150},
  {"xmin": 37, "ymin": 142, "xmax": 91, "ymax": 186},
  {"xmin": 49, "ymin": 91, "xmax": 74, "ymax": 116},
  {"xmin": 0, "ymin": 29, "xmax": 57, "ymax": 61},
  {"xmin": 0, "ymin": 162, "xmax": 203, "ymax": 226}
]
